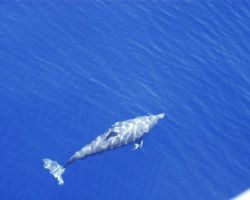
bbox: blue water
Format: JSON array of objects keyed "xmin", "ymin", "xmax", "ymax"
[{"xmin": 1, "ymin": 1, "xmax": 250, "ymax": 199}]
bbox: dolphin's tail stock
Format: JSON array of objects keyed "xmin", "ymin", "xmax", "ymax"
[{"xmin": 42, "ymin": 158, "xmax": 65, "ymax": 185}]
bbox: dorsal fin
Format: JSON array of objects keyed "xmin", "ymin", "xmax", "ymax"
[{"xmin": 105, "ymin": 131, "xmax": 119, "ymax": 140}]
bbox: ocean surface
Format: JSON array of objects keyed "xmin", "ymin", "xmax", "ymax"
[{"xmin": 0, "ymin": 1, "xmax": 250, "ymax": 200}]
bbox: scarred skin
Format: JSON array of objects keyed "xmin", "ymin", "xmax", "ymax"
[{"xmin": 64, "ymin": 113, "xmax": 165, "ymax": 167}]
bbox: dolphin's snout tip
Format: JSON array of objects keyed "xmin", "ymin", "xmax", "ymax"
[{"xmin": 157, "ymin": 113, "xmax": 165, "ymax": 119}]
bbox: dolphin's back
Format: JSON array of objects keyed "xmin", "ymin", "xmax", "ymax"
[{"xmin": 74, "ymin": 114, "xmax": 164, "ymax": 159}]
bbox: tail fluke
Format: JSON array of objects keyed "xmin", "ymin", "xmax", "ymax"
[{"xmin": 42, "ymin": 158, "xmax": 65, "ymax": 185}]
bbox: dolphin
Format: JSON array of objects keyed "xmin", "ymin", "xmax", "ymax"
[{"xmin": 42, "ymin": 113, "xmax": 165, "ymax": 185}]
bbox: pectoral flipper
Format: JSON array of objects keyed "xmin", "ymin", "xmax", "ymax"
[{"xmin": 133, "ymin": 138, "xmax": 143, "ymax": 150}]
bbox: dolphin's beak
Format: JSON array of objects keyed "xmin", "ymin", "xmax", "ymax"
[{"xmin": 157, "ymin": 113, "xmax": 165, "ymax": 119}]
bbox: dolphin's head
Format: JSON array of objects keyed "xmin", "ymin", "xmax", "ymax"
[
  {"xmin": 156, "ymin": 113, "xmax": 165, "ymax": 119},
  {"xmin": 147, "ymin": 113, "xmax": 165, "ymax": 130}
]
